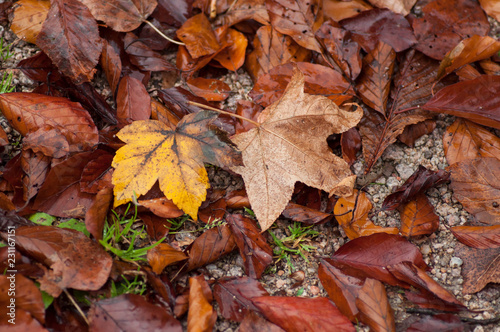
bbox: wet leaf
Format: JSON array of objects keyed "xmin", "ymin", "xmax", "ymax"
[
  {"xmin": 252, "ymin": 296, "xmax": 355, "ymax": 332},
  {"xmin": 20, "ymin": 150, "xmax": 50, "ymax": 204},
  {"xmin": 123, "ymin": 32, "xmax": 175, "ymax": 73},
  {"xmin": 23, "ymin": 128, "xmax": 69, "ymax": 159},
  {"xmin": 479, "ymin": 0, "xmax": 500, "ymax": 21},
  {"xmin": 356, "ymin": 42, "xmax": 396, "ymax": 115},
  {"xmin": 232, "ymin": 68, "xmax": 362, "ymax": 230},
  {"xmin": 323, "ymin": 0, "xmax": 372, "ymax": 22},
  {"xmin": 100, "ymin": 39, "xmax": 122, "ymax": 96},
  {"xmin": 437, "ymin": 35, "xmax": 500, "ymax": 80},
  {"xmin": 0, "ymin": 226, "xmax": 112, "ymax": 297},
  {"xmin": 407, "ymin": 314, "xmax": 465, "ymax": 332},
  {"xmin": 250, "ymin": 62, "xmax": 355, "ymax": 108},
  {"xmin": 186, "ymin": 77, "xmax": 231, "ymax": 102},
  {"xmin": 116, "ymin": 75, "xmax": 151, "ymax": 125},
  {"xmin": 0, "ymin": 274, "xmax": 45, "ymax": 324},
  {"xmin": 398, "ymin": 119, "xmax": 436, "ymax": 148},
  {"xmin": 443, "ymin": 119, "xmax": 500, "ymax": 166},
  {"xmin": 382, "ymin": 165, "xmax": 450, "ymax": 211},
  {"xmin": 139, "ymin": 196, "xmax": 184, "ymax": 219},
  {"xmin": 340, "ymin": 8, "xmax": 416, "ymax": 53},
  {"xmin": 355, "ymin": 278, "xmax": 396, "ymax": 332},
  {"xmin": 412, "ymin": 0, "xmax": 490, "ymax": 60},
  {"xmin": 0, "ymin": 93, "xmax": 98, "ymax": 152},
  {"xmin": 36, "ymin": 0, "xmax": 102, "ymax": 83},
  {"xmin": 213, "ymin": 276, "xmax": 269, "ymax": 322},
  {"xmin": 455, "ymin": 242, "xmax": 500, "ymax": 294},
  {"xmin": 334, "ymin": 190, "xmax": 399, "ymax": 239},
  {"xmin": 213, "ymin": 27, "xmax": 248, "ymax": 72},
  {"xmin": 266, "ymin": 0, "xmax": 324, "ymax": 53},
  {"xmin": 185, "ymin": 225, "xmax": 236, "ymax": 272},
  {"xmin": 188, "ymin": 275, "xmax": 216, "ymax": 332},
  {"xmin": 281, "ymin": 202, "xmax": 333, "ymax": 225},
  {"xmin": 214, "ymin": 0, "xmax": 269, "ymax": 27},
  {"xmin": 79, "ymin": 0, "xmax": 157, "ymax": 32},
  {"xmin": 451, "ymin": 224, "xmax": 500, "ymax": 249},
  {"xmin": 85, "ymin": 187, "xmax": 113, "ymax": 241},
  {"xmin": 367, "ymin": 0, "xmax": 416, "ymax": 16},
  {"xmin": 10, "ymin": 0, "xmax": 49, "ymax": 44},
  {"xmin": 246, "ymin": 25, "xmax": 311, "ymax": 82},
  {"xmin": 177, "ymin": 13, "xmax": 220, "ymax": 59},
  {"xmin": 88, "ymin": 294, "xmax": 182, "ymax": 331},
  {"xmin": 80, "ymin": 150, "xmax": 114, "ymax": 194},
  {"xmin": 112, "ymin": 111, "xmax": 242, "ymax": 219},
  {"xmin": 239, "ymin": 311, "xmax": 285, "ymax": 332},
  {"xmin": 147, "ymin": 243, "xmax": 188, "ymax": 274},
  {"xmin": 448, "ymin": 157, "xmax": 500, "ymax": 225},
  {"xmin": 226, "ymin": 214, "xmax": 273, "ymax": 279},
  {"xmin": 329, "ymin": 233, "xmax": 427, "ymax": 287},
  {"xmin": 399, "ymin": 194, "xmax": 439, "ymax": 238}
]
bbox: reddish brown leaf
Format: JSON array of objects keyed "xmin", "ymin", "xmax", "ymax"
[
  {"xmin": 186, "ymin": 77, "xmax": 231, "ymax": 102},
  {"xmin": 213, "ymin": 276, "xmax": 269, "ymax": 322},
  {"xmin": 329, "ymin": 233, "xmax": 427, "ymax": 288},
  {"xmin": 1, "ymin": 226, "xmax": 112, "ymax": 297},
  {"xmin": 123, "ymin": 33, "xmax": 176, "ymax": 72},
  {"xmin": 139, "ymin": 197, "xmax": 184, "ymax": 219},
  {"xmin": 456, "ymin": 243, "xmax": 500, "ymax": 294},
  {"xmin": 185, "ymin": 225, "xmax": 236, "ymax": 272},
  {"xmin": 88, "ymin": 294, "xmax": 181, "ymax": 331},
  {"xmin": 407, "ymin": 314, "xmax": 465, "ymax": 332},
  {"xmin": 0, "ymin": 274, "xmax": 45, "ymax": 325},
  {"xmin": 0, "ymin": 308, "xmax": 46, "ymax": 331},
  {"xmin": 214, "ymin": 0, "xmax": 269, "ymax": 27},
  {"xmin": 116, "ymin": 75, "xmax": 152, "ymax": 125},
  {"xmin": 399, "ymin": 194, "xmax": 439, "ymax": 238},
  {"xmin": 147, "ymin": 243, "xmax": 188, "ymax": 274},
  {"xmin": 249, "ymin": 62, "xmax": 355, "ymax": 107},
  {"xmin": 355, "ymin": 278, "xmax": 396, "ymax": 332},
  {"xmin": 232, "ymin": 101, "xmax": 262, "ymax": 135},
  {"xmin": 239, "ymin": 311, "xmax": 285, "ymax": 332},
  {"xmin": 246, "ymin": 25, "xmax": 311, "ymax": 82},
  {"xmin": 23, "ymin": 128, "xmax": 69, "ymax": 158},
  {"xmin": 398, "ymin": 119, "xmax": 436, "ymax": 147},
  {"xmin": 80, "ymin": 150, "xmax": 114, "ymax": 194},
  {"xmin": 281, "ymin": 202, "xmax": 333, "ymax": 225},
  {"xmin": 176, "ymin": 45, "xmax": 220, "ymax": 79},
  {"xmin": 20, "ymin": 150, "xmax": 51, "ymax": 203},
  {"xmin": 266, "ymin": 0, "xmax": 324, "ymax": 53},
  {"xmin": 226, "ymin": 214, "xmax": 273, "ymax": 279},
  {"xmin": 448, "ymin": 157, "xmax": 500, "ymax": 225},
  {"xmin": 140, "ymin": 211, "xmax": 172, "ymax": 240},
  {"xmin": 318, "ymin": 258, "xmax": 364, "ymax": 322},
  {"xmin": 387, "ymin": 261, "xmax": 465, "ymax": 311},
  {"xmin": 444, "ymin": 119, "xmax": 500, "ymax": 166},
  {"xmin": 315, "ymin": 22, "xmax": 362, "ymax": 80},
  {"xmin": 340, "ymin": 8, "xmax": 416, "ymax": 53},
  {"xmin": 188, "ymin": 275, "xmax": 217, "ymax": 332},
  {"xmin": 84, "ymin": 186, "xmax": 112, "ymax": 241},
  {"xmin": 451, "ymin": 224, "xmax": 500, "ymax": 249},
  {"xmin": 100, "ymin": 39, "xmax": 122, "ymax": 96},
  {"xmin": 213, "ymin": 27, "xmax": 248, "ymax": 72},
  {"xmin": 252, "ymin": 296, "xmax": 354, "ymax": 332},
  {"xmin": 382, "ymin": 165, "xmax": 450, "ymax": 211},
  {"xmin": 341, "ymin": 127, "xmax": 361, "ymax": 166},
  {"xmin": 0, "ymin": 93, "xmax": 98, "ymax": 152},
  {"xmin": 323, "ymin": 0, "xmax": 372, "ymax": 22},
  {"xmin": 225, "ymin": 188, "xmax": 251, "ymax": 209},
  {"xmin": 177, "ymin": 13, "xmax": 220, "ymax": 58},
  {"xmin": 36, "ymin": 0, "xmax": 102, "ymax": 83},
  {"xmin": 356, "ymin": 42, "xmax": 395, "ymax": 115},
  {"xmin": 412, "ymin": 0, "xmax": 489, "ymax": 60},
  {"xmin": 79, "ymin": 0, "xmax": 157, "ymax": 32}
]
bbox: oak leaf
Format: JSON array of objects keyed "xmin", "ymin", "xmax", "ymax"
[{"xmin": 231, "ymin": 69, "xmax": 362, "ymax": 230}]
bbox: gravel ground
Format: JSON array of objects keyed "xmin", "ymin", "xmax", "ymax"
[{"xmin": 1, "ymin": 12, "xmax": 500, "ymax": 332}]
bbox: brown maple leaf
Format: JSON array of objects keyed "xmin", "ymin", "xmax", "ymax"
[{"xmin": 231, "ymin": 68, "xmax": 362, "ymax": 230}]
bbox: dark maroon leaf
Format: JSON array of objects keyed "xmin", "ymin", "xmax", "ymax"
[
  {"xmin": 407, "ymin": 314, "xmax": 466, "ymax": 332},
  {"xmin": 239, "ymin": 311, "xmax": 285, "ymax": 332},
  {"xmin": 0, "ymin": 209, "xmax": 35, "ymax": 232},
  {"xmin": 124, "ymin": 33, "xmax": 176, "ymax": 72},
  {"xmin": 341, "ymin": 127, "xmax": 361, "ymax": 166},
  {"xmin": 281, "ymin": 202, "xmax": 333, "ymax": 225},
  {"xmin": 382, "ymin": 165, "xmax": 450, "ymax": 211},
  {"xmin": 398, "ymin": 119, "xmax": 436, "ymax": 147}
]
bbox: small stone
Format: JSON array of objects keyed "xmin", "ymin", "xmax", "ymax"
[
  {"xmin": 420, "ymin": 244, "xmax": 431, "ymax": 255},
  {"xmin": 395, "ymin": 164, "xmax": 415, "ymax": 180},
  {"xmin": 450, "ymin": 257, "xmax": 463, "ymax": 268},
  {"xmin": 276, "ymin": 279, "xmax": 286, "ymax": 288},
  {"xmin": 277, "ymin": 270, "xmax": 285, "ymax": 276},
  {"xmin": 309, "ymin": 286, "xmax": 320, "ymax": 295}
]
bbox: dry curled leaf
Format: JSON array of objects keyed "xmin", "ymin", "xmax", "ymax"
[{"xmin": 231, "ymin": 68, "xmax": 362, "ymax": 230}]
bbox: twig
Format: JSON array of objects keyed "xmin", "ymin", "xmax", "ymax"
[
  {"xmin": 64, "ymin": 289, "xmax": 89, "ymax": 326},
  {"xmin": 143, "ymin": 20, "xmax": 185, "ymax": 46},
  {"xmin": 187, "ymin": 101, "xmax": 260, "ymax": 127}
]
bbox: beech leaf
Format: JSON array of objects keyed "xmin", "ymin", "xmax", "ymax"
[
  {"xmin": 455, "ymin": 243, "xmax": 500, "ymax": 294},
  {"xmin": 231, "ymin": 68, "xmax": 362, "ymax": 231}
]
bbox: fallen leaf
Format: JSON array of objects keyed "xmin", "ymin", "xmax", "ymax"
[
  {"xmin": 116, "ymin": 75, "xmax": 152, "ymax": 125},
  {"xmin": 406, "ymin": 314, "xmax": 466, "ymax": 332},
  {"xmin": 112, "ymin": 111, "xmax": 242, "ymax": 219},
  {"xmin": 399, "ymin": 194, "xmax": 440, "ymax": 238},
  {"xmin": 437, "ymin": 35, "xmax": 500, "ymax": 80},
  {"xmin": 281, "ymin": 202, "xmax": 333, "ymax": 225},
  {"xmin": 382, "ymin": 165, "xmax": 450, "ymax": 211},
  {"xmin": 0, "ymin": 93, "xmax": 99, "ymax": 152},
  {"xmin": 79, "ymin": 0, "xmax": 157, "ymax": 32},
  {"xmin": 214, "ymin": 0, "xmax": 269, "ymax": 27},
  {"xmin": 355, "ymin": 278, "xmax": 396, "ymax": 332},
  {"xmin": 20, "ymin": 150, "xmax": 51, "ymax": 203},
  {"xmin": 323, "ymin": 0, "xmax": 372, "ymax": 22},
  {"xmin": 140, "ymin": 211, "xmax": 172, "ymax": 240},
  {"xmin": 450, "ymin": 224, "xmax": 500, "ymax": 249},
  {"xmin": 226, "ymin": 214, "xmax": 273, "ymax": 279},
  {"xmin": 0, "ymin": 308, "xmax": 47, "ymax": 331},
  {"xmin": 0, "ymin": 225, "xmax": 112, "ymax": 297},
  {"xmin": 10, "ymin": 0, "xmax": 49, "ymax": 44},
  {"xmin": 0, "ymin": 274, "xmax": 45, "ymax": 325},
  {"xmin": 266, "ymin": 0, "xmax": 324, "ymax": 53},
  {"xmin": 177, "ymin": 13, "xmax": 220, "ymax": 59},
  {"xmin": 213, "ymin": 276, "xmax": 269, "ymax": 322},
  {"xmin": 147, "ymin": 243, "xmax": 188, "ymax": 274},
  {"xmin": 412, "ymin": 0, "xmax": 490, "ymax": 60},
  {"xmin": 455, "ymin": 242, "xmax": 500, "ymax": 294},
  {"xmin": 367, "ymin": 0, "xmax": 417, "ymax": 16},
  {"xmin": 186, "ymin": 77, "xmax": 231, "ymax": 102},
  {"xmin": 23, "ymin": 128, "xmax": 69, "ymax": 158},
  {"xmin": 334, "ymin": 189, "xmax": 399, "ymax": 239},
  {"xmin": 100, "ymin": 39, "xmax": 122, "ymax": 96},
  {"xmin": 329, "ymin": 233, "xmax": 428, "ymax": 287},
  {"xmin": 239, "ymin": 311, "xmax": 285, "ymax": 332},
  {"xmin": 443, "ymin": 119, "xmax": 500, "ymax": 166},
  {"xmin": 213, "ymin": 27, "xmax": 248, "ymax": 72},
  {"xmin": 188, "ymin": 275, "xmax": 216, "ymax": 332},
  {"xmin": 398, "ymin": 119, "xmax": 436, "ymax": 148},
  {"xmin": 139, "ymin": 196, "xmax": 184, "ymax": 219},
  {"xmin": 448, "ymin": 157, "xmax": 500, "ymax": 225},
  {"xmin": 249, "ymin": 62, "xmax": 355, "ymax": 108},
  {"xmin": 85, "ymin": 187, "xmax": 113, "ymax": 241},
  {"xmin": 341, "ymin": 128, "xmax": 362, "ymax": 166},
  {"xmin": 36, "ymin": 0, "xmax": 102, "ymax": 83},
  {"xmin": 123, "ymin": 33, "xmax": 176, "ymax": 72},
  {"xmin": 80, "ymin": 150, "xmax": 114, "ymax": 194},
  {"xmin": 356, "ymin": 42, "xmax": 396, "ymax": 115},
  {"xmin": 252, "ymin": 296, "xmax": 355, "ymax": 332},
  {"xmin": 340, "ymin": 8, "xmax": 416, "ymax": 53},
  {"xmin": 88, "ymin": 294, "xmax": 182, "ymax": 331},
  {"xmin": 479, "ymin": 0, "xmax": 500, "ymax": 21},
  {"xmin": 246, "ymin": 25, "xmax": 311, "ymax": 82},
  {"xmin": 232, "ymin": 68, "xmax": 362, "ymax": 230}
]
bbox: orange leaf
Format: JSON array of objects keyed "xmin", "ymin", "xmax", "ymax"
[
  {"xmin": 186, "ymin": 77, "xmax": 231, "ymax": 102},
  {"xmin": 10, "ymin": 0, "xmax": 49, "ymax": 44},
  {"xmin": 399, "ymin": 194, "xmax": 439, "ymax": 238},
  {"xmin": 177, "ymin": 13, "xmax": 220, "ymax": 59},
  {"xmin": 188, "ymin": 276, "xmax": 216, "ymax": 332},
  {"xmin": 147, "ymin": 243, "xmax": 188, "ymax": 274},
  {"xmin": 355, "ymin": 278, "xmax": 396, "ymax": 332}
]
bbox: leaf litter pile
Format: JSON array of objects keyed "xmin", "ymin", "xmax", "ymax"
[{"xmin": 0, "ymin": 0, "xmax": 500, "ymax": 331}]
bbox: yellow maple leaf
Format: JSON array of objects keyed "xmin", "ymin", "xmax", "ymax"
[{"xmin": 112, "ymin": 111, "xmax": 242, "ymax": 219}]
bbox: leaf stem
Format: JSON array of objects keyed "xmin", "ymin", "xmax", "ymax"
[
  {"xmin": 143, "ymin": 20, "xmax": 185, "ymax": 46},
  {"xmin": 64, "ymin": 289, "xmax": 89, "ymax": 325},
  {"xmin": 187, "ymin": 101, "xmax": 260, "ymax": 127}
]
